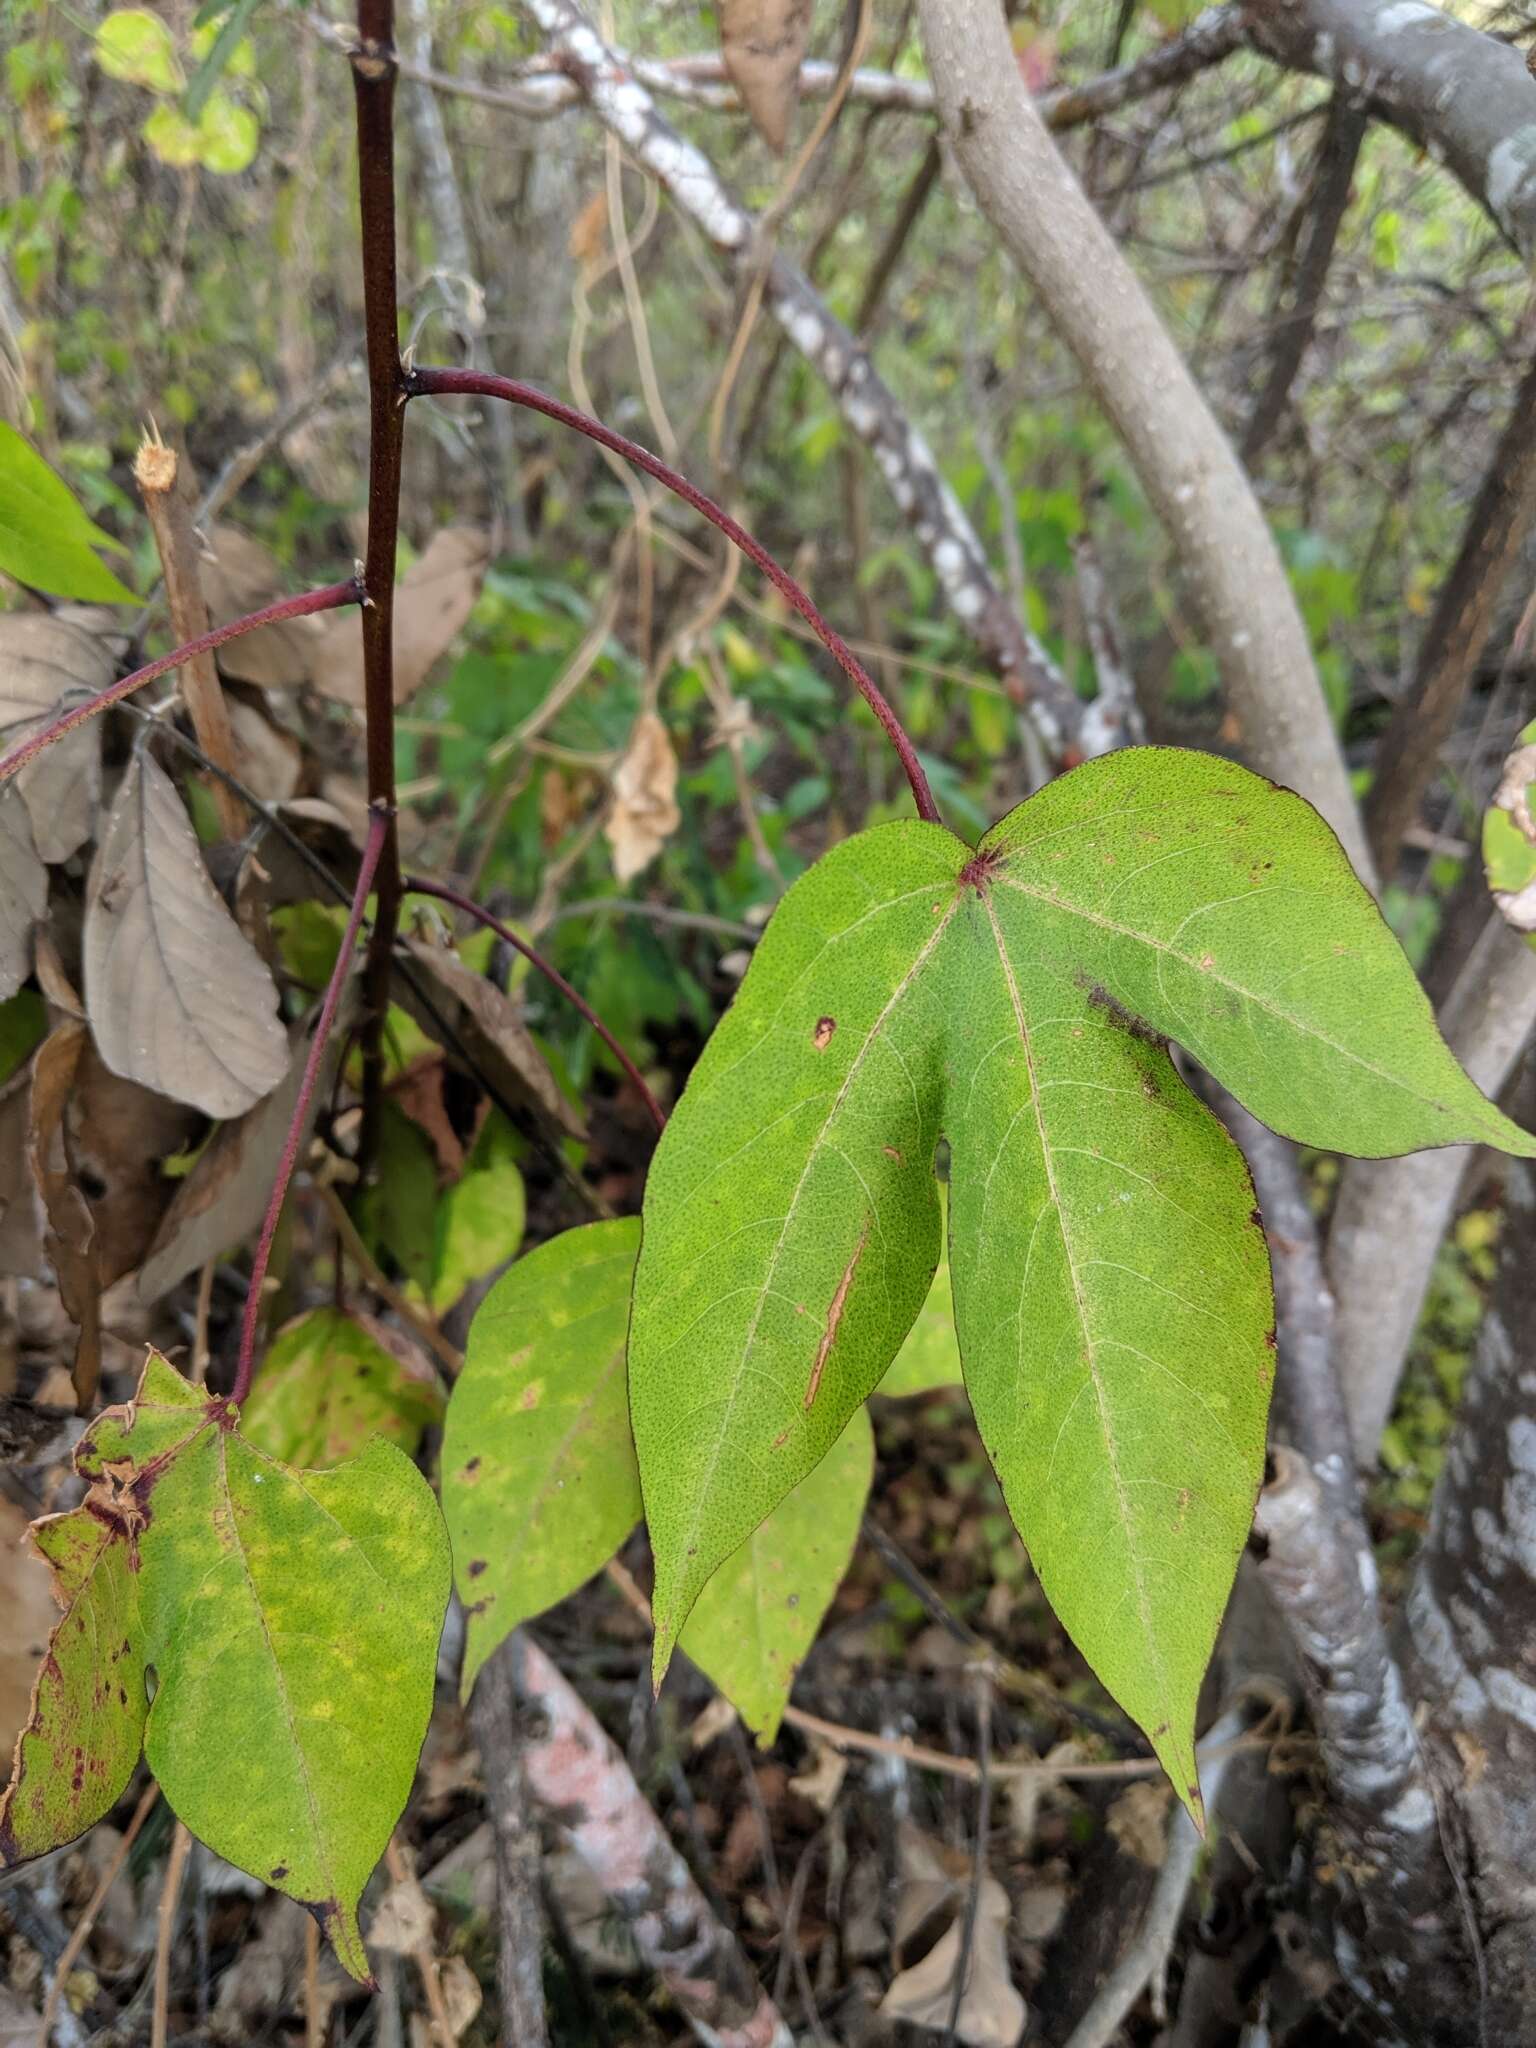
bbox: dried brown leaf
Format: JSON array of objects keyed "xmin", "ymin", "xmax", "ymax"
[
  {"xmin": 200, "ymin": 524, "xmax": 329, "ymax": 688},
  {"xmin": 877, "ymin": 1825, "xmax": 1027, "ymax": 2048},
  {"xmin": 0, "ymin": 1067, "xmax": 41, "ymax": 1278},
  {"xmin": 0, "ymin": 611, "xmax": 110, "ymax": 860},
  {"xmin": 137, "ymin": 1011, "xmax": 352, "ymax": 1302},
  {"xmin": 28, "ymin": 1022, "xmax": 100, "ymax": 1407},
  {"xmin": 83, "ymin": 751, "xmax": 288, "ymax": 1118},
  {"xmin": 401, "ymin": 935, "xmax": 585, "ymax": 1140},
  {"xmin": 605, "ymin": 711, "xmax": 681, "ymax": 883},
  {"xmin": 0, "ymin": 793, "xmax": 46, "ymax": 1002},
  {"xmin": 65, "ymin": 1043, "xmax": 199, "ymax": 1288},
  {"xmin": 1106, "ymin": 1778, "xmax": 1171, "ymax": 1868},
  {"xmin": 228, "ymin": 698, "xmax": 303, "ymax": 802},
  {"xmin": 316, "ymin": 528, "xmax": 489, "ymax": 708},
  {"xmin": 721, "ymin": 0, "xmax": 813, "ymax": 152}
]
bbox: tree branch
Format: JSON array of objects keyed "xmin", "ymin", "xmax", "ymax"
[
  {"xmin": 513, "ymin": 0, "xmax": 1083, "ymax": 751},
  {"xmin": 1327, "ymin": 913, "xmax": 1536, "ymax": 1464},
  {"xmin": 918, "ymin": 0, "xmax": 1373, "ymax": 882},
  {"xmin": 1366, "ymin": 343, "xmax": 1536, "ymax": 878},
  {"xmin": 1244, "ymin": 0, "xmax": 1536, "ymax": 260}
]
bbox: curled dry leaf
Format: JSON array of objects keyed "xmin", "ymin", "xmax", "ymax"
[
  {"xmin": 605, "ymin": 710, "xmax": 681, "ymax": 883},
  {"xmin": 878, "ymin": 1824, "xmax": 1027, "ymax": 2048},
  {"xmin": 137, "ymin": 1005, "xmax": 355, "ymax": 1302},
  {"xmin": 0, "ymin": 794, "xmax": 46, "ymax": 1003},
  {"xmin": 721, "ymin": 0, "xmax": 814, "ymax": 153},
  {"xmin": 0, "ymin": 610, "xmax": 110, "ymax": 861},
  {"xmin": 315, "ymin": 527, "xmax": 489, "ymax": 708},
  {"xmin": 401, "ymin": 934, "xmax": 585, "ymax": 1141},
  {"xmin": 200, "ymin": 524, "xmax": 329, "ymax": 688},
  {"xmin": 27, "ymin": 1022, "xmax": 100, "ymax": 1408},
  {"xmin": 83, "ymin": 750, "xmax": 289, "ymax": 1119}
]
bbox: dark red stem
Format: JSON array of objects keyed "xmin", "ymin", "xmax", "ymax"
[
  {"xmin": 352, "ymin": 0, "xmax": 407, "ymax": 1166},
  {"xmin": 404, "ymin": 875, "xmax": 668, "ymax": 1137},
  {"xmin": 0, "ymin": 582, "xmax": 361, "ymax": 786},
  {"xmin": 405, "ymin": 364, "xmax": 943, "ymax": 828},
  {"xmin": 232, "ymin": 804, "xmax": 392, "ymax": 1407}
]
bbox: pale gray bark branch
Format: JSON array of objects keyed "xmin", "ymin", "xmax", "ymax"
[
  {"xmin": 520, "ymin": 0, "xmax": 1083, "ymax": 748},
  {"xmin": 1244, "ymin": 0, "xmax": 1536, "ymax": 260},
  {"xmin": 1328, "ymin": 914, "xmax": 1536, "ymax": 1465},
  {"xmin": 918, "ymin": 0, "xmax": 1373, "ymax": 881}
]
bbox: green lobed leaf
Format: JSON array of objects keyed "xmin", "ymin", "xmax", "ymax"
[
  {"xmin": 443, "ymin": 1220, "xmax": 641, "ymax": 1699},
  {"xmin": 630, "ymin": 748, "xmax": 1534, "ymax": 1814},
  {"xmin": 679, "ymin": 1405, "xmax": 872, "ymax": 1740},
  {"xmin": 0, "ymin": 1353, "xmax": 449, "ymax": 1982},
  {"xmin": 430, "ymin": 1111, "xmax": 525, "ymax": 1315},
  {"xmin": 0, "ymin": 424, "xmax": 137, "ymax": 605},
  {"xmin": 240, "ymin": 1309, "xmax": 444, "ymax": 1467}
]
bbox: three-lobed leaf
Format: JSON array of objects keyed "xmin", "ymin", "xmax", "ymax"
[
  {"xmin": 0, "ymin": 1354, "xmax": 449, "ymax": 1982},
  {"xmin": 628, "ymin": 748, "xmax": 1535, "ymax": 1814}
]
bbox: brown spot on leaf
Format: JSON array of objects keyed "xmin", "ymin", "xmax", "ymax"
[
  {"xmin": 271, "ymin": 1865, "xmax": 289, "ymax": 1880},
  {"xmin": 1198, "ymin": 952, "xmax": 1216, "ymax": 971},
  {"xmin": 805, "ymin": 1217, "xmax": 871, "ymax": 1410},
  {"xmin": 812, "ymin": 1016, "xmax": 836, "ymax": 1051},
  {"xmin": 467, "ymin": 1559, "xmax": 487, "ymax": 1578},
  {"xmin": 882, "ymin": 1145, "xmax": 903, "ymax": 1164}
]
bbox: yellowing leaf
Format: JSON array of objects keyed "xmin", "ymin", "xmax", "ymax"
[
  {"xmin": 94, "ymin": 8, "xmax": 183, "ymax": 91},
  {"xmin": 679, "ymin": 1404, "xmax": 871, "ymax": 1740},
  {"xmin": 82, "ymin": 751, "xmax": 289, "ymax": 1119},
  {"xmin": 443, "ymin": 1221, "xmax": 641, "ymax": 1698},
  {"xmin": 431, "ymin": 1111, "xmax": 526, "ymax": 1315},
  {"xmin": 605, "ymin": 711, "xmax": 681, "ymax": 883},
  {"xmin": 0, "ymin": 1353, "xmax": 449, "ymax": 1982},
  {"xmin": 240, "ymin": 1309, "xmax": 444, "ymax": 1466}
]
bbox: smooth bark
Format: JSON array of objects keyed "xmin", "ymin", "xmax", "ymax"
[{"xmin": 919, "ymin": 0, "xmax": 1372, "ymax": 880}]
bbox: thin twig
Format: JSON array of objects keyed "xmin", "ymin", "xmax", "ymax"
[
  {"xmin": 0, "ymin": 582, "xmax": 361, "ymax": 787},
  {"xmin": 40, "ymin": 1782, "xmax": 159, "ymax": 2046},
  {"xmin": 150, "ymin": 1822, "xmax": 193, "ymax": 2048},
  {"xmin": 403, "ymin": 875, "xmax": 667, "ymax": 1134},
  {"xmin": 944, "ymin": 1673, "xmax": 993, "ymax": 2047},
  {"xmin": 405, "ymin": 365, "xmax": 942, "ymax": 826},
  {"xmin": 233, "ymin": 804, "xmax": 391, "ymax": 1405}
]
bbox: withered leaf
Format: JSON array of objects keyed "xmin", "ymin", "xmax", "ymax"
[
  {"xmin": 66, "ymin": 1042, "xmax": 199, "ymax": 1289},
  {"xmin": 83, "ymin": 751, "xmax": 289, "ymax": 1119},
  {"xmin": 0, "ymin": 1065, "xmax": 40, "ymax": 1278},
  {"xmin": 878, "ymin": 1825, "xmax": 1027, "ymax": 2048},
  {"xmin": 605, "ymin": 711, "xmax": 681, "ymax": 884},
  {"xmin": 200, "ymin": 525, "xmax": 328, "ymax": 688},
  {"xmin": 720, "ymin": 0, "xmax": 814, "ymax": 153},
  {"xmin": 228, "ymin": 698, "xmax": 303, "ymax": 802},
  {"xmin": 315, "ymin": 528, "xmax": 489, "ymax": 708},
  {"xmin": 137, "ymin": 1007, "xmax": 353, "ymax": 1303},
  {"xmin": 27, "ymin": 1022, "xmax": 100, "ymax": 1408},
  {"xmin": 0, "ymin": 794, "xmax": 46, "ymax": 1002},
  {"xmin": 0, "ymin": 610, "xmax": 110, "ymax": 861},
  {"xmin": 401, "ymin": 935, "xmax": 585, "ymax": 1140}
]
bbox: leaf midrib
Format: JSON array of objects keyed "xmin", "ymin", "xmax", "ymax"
[
  {"xmin": 977, "ymin": 888, "xmax": 1179, "ymax": 1761},
  {"xmin": 660, "ymin": 891, "xmax": 962, "ymax": 1645}
]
